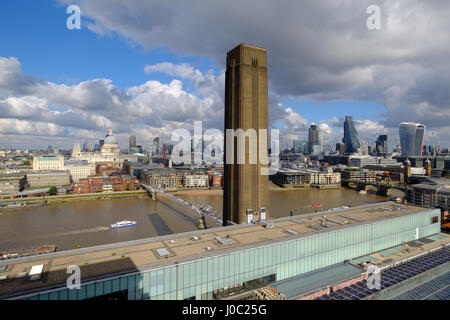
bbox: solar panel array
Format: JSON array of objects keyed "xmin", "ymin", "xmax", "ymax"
[
  {"xmin": 316, "ymin": 248, "xmax": 450, "ymax": 300},
  {"xmin": 393, "ymin": 272, "xmax": 450, "ymax": 300}
]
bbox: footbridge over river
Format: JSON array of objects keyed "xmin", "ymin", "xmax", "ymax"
[{"xmin": 140, "ymin": 183, "xmax": 224, "ymax": 227}]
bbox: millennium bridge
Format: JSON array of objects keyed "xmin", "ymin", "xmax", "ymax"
[{"xmin": 140, "ymin": 183, "xmax": 223, "ymax": 227}]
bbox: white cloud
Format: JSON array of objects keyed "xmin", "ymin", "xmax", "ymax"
[
  {"xmin": 53, "ymin": 0, "xmax": 450, "ymax": 146},
  {"xmin": 0, "ymin": 56, "xmax": 227, "ymax": 148}
]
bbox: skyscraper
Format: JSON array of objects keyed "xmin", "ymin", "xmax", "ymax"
[
  {"xmin": 375, "ymin": 134, "xmax": 388, "ymax": 155},
  {"xmin": 343, "ymin": 116, "xmax": 360, "ymax": 154},
  {"xmin": 308, "ymin": 125, "xmax": 323, "ymax": 154},
  {"xmin": 359, "ymin": 141, "xmax": 369, "ymax": 155},
  {"xmin": 129, "ymin": 135, "xmax": 136, "ymax": 150},
  {"xmin": 293, "ymin": 140, "xmax": 307, "ymax": 154},
  {"xmin": 152, "ymin": 137, "xmax": 160, "ymax": 155},
  {"xmin": 399, "ymin": 122, "xmax": 426, "ymax": 156},
  {"xmin": 82, "ymin": 141, "xmax": 90, "ymax": 152},
  {"xmin": 223, "ymin": 44, "xmax": 269, "ymax": 226},
  {"xmin": 336, "ymin": 142, "xmax": 345, "ymax": 155}
]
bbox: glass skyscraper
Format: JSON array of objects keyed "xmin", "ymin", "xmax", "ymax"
[
  {"xmin": 293, "ymin": 140, "xmax": 307, "ymax": 154},
  {"xmin": 343, "ymin": 116, "xmax": 360, "ymax": 154},
  {"xmin": 129, "ymin": 135, "xmax": 137, "ymax": 150},
  {"xmin": 308, "ymin": 125, "xmax": 323, "ymax": 154},
  {"xmin": 375, "ymin": 134, "xmax": 388, "ymax": 154},
  {"xmin": 399, "ymin": 122, "xmax": 426, "ymax": 156}
]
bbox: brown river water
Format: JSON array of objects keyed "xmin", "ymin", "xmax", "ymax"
[{"xmin": 0, "ymin": 188, "xmax": 393, "ymax": 252}]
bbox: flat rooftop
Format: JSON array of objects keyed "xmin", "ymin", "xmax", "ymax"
[{"xmin": 0, "ymin": 202, "xmax": 443, "ymax": 298}]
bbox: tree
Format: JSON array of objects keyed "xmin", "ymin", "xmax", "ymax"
[{"xmin": 49, "ymin": 186, "xmax": 58, "ymax": 196}]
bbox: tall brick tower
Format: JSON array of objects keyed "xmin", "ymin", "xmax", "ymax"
[{"xmin": 223, "ymin": 44, "xmax": 269, "ymax": 225}]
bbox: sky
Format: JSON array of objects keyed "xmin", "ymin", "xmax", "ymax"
[{"xmin": 0, "ymin": 0, "xmax": 449, "ymax": 150}]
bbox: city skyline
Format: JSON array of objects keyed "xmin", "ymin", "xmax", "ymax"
[{"xmin": 1, "ymin": 1, "xmax": 449, "ymax": 150}]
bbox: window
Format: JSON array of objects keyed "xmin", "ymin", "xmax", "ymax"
[{"xmin": 431, "ymin": 216, "xmax": 439, "ymax": 224}]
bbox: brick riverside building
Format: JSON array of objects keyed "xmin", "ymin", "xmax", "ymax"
[{"xmin": 73, "ymin": 175, "xmax": 139, "ymax": 194}]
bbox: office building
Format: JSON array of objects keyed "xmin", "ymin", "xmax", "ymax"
[
  {"xmin": 32, "ymin": 155, "xmax": 65, "ymax": 171},
  {"xmin": 183, "ymin": 174, "xmax": 209, "ymax": 189},
  {"xmin": 359, "ymin": 141, "xmax": 369, "ymax": 156},
  {"xmin": 308, "ymin": 125, "xmax": 323, "ymax": 155},
  {"xmin": 348, "ymin": 156, "xmax": 377, "ymax": 168},
  {"xmin": 293, "ymin": 140, "xmax": 308, "ymax": 154},
  {"xmin": 399, "ymin": 122, "xmax": 426, "ymax": 156},
  {"xmin": 343, "ymin": 116, "xmax": 360, "ymax": 154},
  {"xmin": 407, "ymin": 180, "xmax": 450, "ymax": 210},
  {"xmin": 0, "ymin": 173, "xmax": 27, "ymax": 195},
  {"xmin": 26, "ymin": 171, "xmax": 71, "ymax": 188},
  {"xmin": 141, "ymin": 168, "xmax": 184, "ymax": 190},
  {"xmin": 375, "ymin": 135, "xmax": 388, "ymax": 155},
  {"xmin": 82, "ymin": 142, "xmax": 90, "ymax": 153},
  {"xmin": 64, "ymin": 160, "xmax": 95, "ymax": 182},
  {"xmin": 273, "ymin": 169, "xmax": 341, "ymax": 188},
  {"xmin": 341, "ymin": 168, "xmax": 377, "ymax": 183},
  {"xmin": 73, "ymin": 175, "xmax": 139, "ymax": 194},
  {"xmin": 335, "ymin": 142, "xmax": 345, "ymax": 155},
  {"xmin": 129, "ymin": 135, "xmax": 137, "ymax": 150},
  {"xmin": 223, "ymin": 44, "xmax": 269, "ymax": 225},
  {"xmin": 153, "ymin": 137, "xmax": 160, "ymax": 155}
]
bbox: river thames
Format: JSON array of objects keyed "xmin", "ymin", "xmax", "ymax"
[{"xmin": 0, "ymin": 187, "xmax": 394, "ymax": 252}]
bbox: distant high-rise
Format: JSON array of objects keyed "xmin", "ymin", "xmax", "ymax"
[
  {"xmin": 308, "ymin": 125, "xmax": 323, "ymax": 154},
  {"xmin": 399, "ymin": 122, "xmax": 426, "ymax": 156},
  {"xmin": 336, "ymin": 142, "xmax": 345, "ymax": 155},
  {"xmin": 223, "ymin": 43, "xmax": 269, "ymax": 226},
  {"xmin": 343, "ymin": 116, "xmax": 360, "ymax": 154},
  {"xmin": 375, "ymin": 135, "xmax": 388, "ymax": 155},
  {"xmin": 82, "ymin": 141, "xmax": 90, "ymax": 152},
  {"xmin": 129, "ymin": 135, "xmax": 136, "ymax": 150},
  {"xmin": 153, "ymin": 137, "xmax": 160, "ymax": 155},
  {"xmin": 293, "ymin": 140, "xmax": 307, "ymax": 154},
  {"xmin": 359, "ymin": 141, "xmax": 369, "ymax": 155}
]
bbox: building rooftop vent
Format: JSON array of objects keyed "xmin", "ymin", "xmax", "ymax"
[
  {"xmin": 215, "ymin": 236, "xmax": 236, "ymax": 246},
  {"xmin": 325, "ymin": 217, "xmax": 347, "ymax": 225},
  {"xmin": 339, "ymin": 214, "xmax": 363, "ymax": 222},
  {"xmin": 29, "ymin": 264, "xmax": 44, "ymax": 280},
  {"xmin": 155, "ymin": 247, "xmax": 170, "ymax": 258}
]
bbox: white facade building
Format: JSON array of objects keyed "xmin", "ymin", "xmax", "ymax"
[
  {"xmin": 64, "ymin": 160, "xmax": 95, "ymax": 182},
  {"xmin": 33, "ymin": 155, "xmax": 65, "ymax": 171},
  {"xmin": 184, "ymin": 174, "xmax": 209, "ymax": 189}
]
